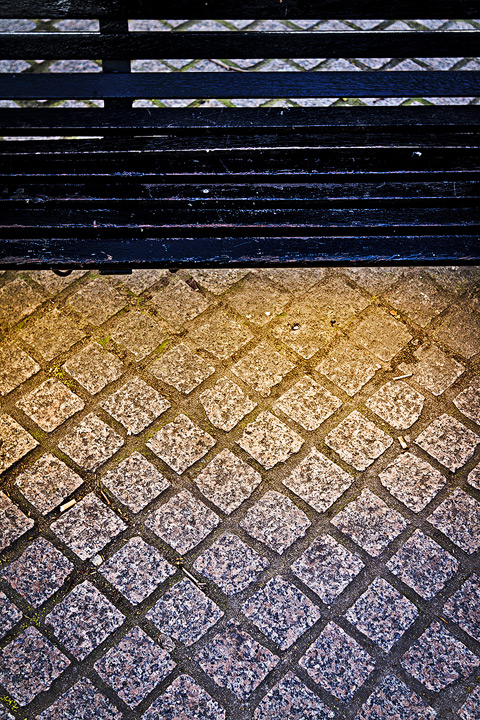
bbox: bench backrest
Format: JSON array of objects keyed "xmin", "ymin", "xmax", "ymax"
[{"xmin": 0, "ymin": 1, "xmax": 479, "ymax": 267}]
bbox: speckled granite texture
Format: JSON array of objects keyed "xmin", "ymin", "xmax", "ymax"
[{"xmin": 0, "ymin": 265, "xmax": 479, "ymax": 720}]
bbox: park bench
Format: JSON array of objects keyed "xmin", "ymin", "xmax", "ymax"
[{"xmin": 0, "ymin": 0, "xmax": 479, "ymax": 270}]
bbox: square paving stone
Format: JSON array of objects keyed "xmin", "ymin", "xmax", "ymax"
[
  {"xmin": 345, "ymin": 577, "xmax": 419, "ymax": 652},
  {"xmin": 356, "ymin": 673, "xmax": 436, "ymax": 720},
  {"xmin": 20, "ymin": 309, "xmax": 85, "ymax": 361},
  {"xmin": 37, "ymin": 678, "xmax": 123, "ymax": 720},
  {"xmin": 0, "ymin": 344, "xmax": 40, "ymax": 395},
  {"xmin": 109, "ymin": 310, "xmax": 172, "ymax": 361},
  {"xmin": 16, "ymin": 378, "xmax": 84, "ymax": 432},
  {"xmin": 63, "ymin": 342, "xmax": 124, "ymax": 395},
  {"xmin": 237, "ymin": 411, "xmax": 304, "ymax": 469},
  {"xmin": 316, "ymin": 338, "xmax": 381, "ymax": 396},
  {"xmin": 146, "ymin": 578, "xmax": 223, "ymax": 646},
  {"xmin": 256, "ymin": 267, "xmax": 326, "ymax": 294},
  {"xmin": 468, "ymin": 465, "xmax": 480, "ymax": 490},
  {"xmin": 102, "ymin": 452, "xmax": 169, "ymax": 512},
  {"xmin": 304, "ymin": 275, "xmax": 371, "ymax": 326},
  {"xmin": 149, "ymin": 343, "xmax": 215, "ymax": 394},
  {"xmin": 101, "ymin": 378, "xmax": 170, "ymax": 435},
  {"xmin": 100, "ymin": 536, "xmax": 175, "ymax": 604},
  {"xmin": 274, "ymin": 376, "xmax": 342, "ymax": 431},
  {"xmin": 299, "ymin": 622, "xmax": 375, "ymax": 701},
  {"xmin": 434, "ymin": 307, "xmax": 480, "ymax": 358},
  {"xmin": 147, "ymin": 414, "xmax": 216, "ymax": 474},
  {"xmin": 283, "ymin": 448, "xmax": 353, "ymax": 513},
  {"xmin": 199, "ymin": 378, "xmax": 256, "ymax": 431},
  {"xmin": 387, "ymin": 530, "xmax": 458, "ymax": 600},
  {"xmin": 428, "ymin": 488, "xmax": 480, "ymax": 554},
  {"xmin": 325, "ymin": 411, "xmax": 393, "ymax": 471},
  {"xmin": 397, "ymin": 343, "xmax": 465, "ymax": 396},
  {"xmin": 0, "ymin": 277, "xmax": 43, "ymax": 329},
  {"xmin": 384, "ymin": 272, "xmax": 451, "ymax": 327},
  {"xmin": 415, "ymin": 414, "xmax": 479, "ymax": 472},
  {"xmin": 379, "ymin": 452, "xmax": 446, "ymax": 513},
  {"xmin": 193, "ymin": 449, "xmax": 261, "ymax": 515},
  {"xmin": 0, "ymin": 414, "xmax": 38, "ymax": 475},
  {"xmin": 254, "ymin": 671, "xmax": 334, "ymax": 720},
  {"xmin": 28, "ymin": 269, "xmax": 86, "ymax": 294},
  {"xmin": 347, "ymin": 307, "xmax": 412, "ymax": 362},
  {"xmin": 0, "ymin": 627, "xmax": 70, "ymax": 705},
  {"xmin": 401, "ymin": 621, "xmax": 479, "ymax": 691},
  {"xmin": 145, "ymin": 490, "xmax": 219, "ymax": 554},
  {"xmin": 51, "ymin": 493, "xmax": 127, "ymax": 560},
  {"xmin": 190, "ymin": 268, "xmax": 249, "ymax": 294},
  {"xmin": 113, "ymin": 268, "xmax": 168, "ymax": 295},
  {"xmin": 57, "ymin": 413, "xmax": 124, "ymax": 471},
  {"xmin": 225, "ymin": 274, "xmax": 290, "ymax": 326},
  {"xmin": 0, "ymin": 592, "xmax": 21, "ymax": 639},
  {"xmin": 232, "ymin": 343, "xmax": 295, "ymax": 397},
  {"xmin": 143, "ymin": 674, "xmax": 225, "ymax": 720},
  {"xmin": 242, "ymin": 576, "xmax": 321, "ymax": 650},
  {"xmin": 292, "ymin": 534, "xmax": 364, "ymax": 604},
  {"xmin": 15, "ymin": 453, "xmax": 83, "ymax": 514},
  {"xmin": 198, "ymin": 621, "xmax": 279, "ymax": 700},
  {"xmin": 193, "ymin": 533, "xmax": 269, "ymax": 595},
  {"xmin": 454, "ymin": 377, "xmax": 480, "ymax": 424},
  {"xmin": 67, "ymin": 277, "xmax": 127, "ymax": 325},
  {"xmin": 94, "ymin": 626, "xmax": 175, "ymax": 707},
  {"xmin": 270, "ymin": 302, "xmax": 336, "ymax": 359},
  {"xmin": 458, "ymin": 685, "xmax": 480, "ymax": 720},
  {"xmin": 365, "ymin": 381, "xmax": 424, "ymax": 430},
  {"xmin": 148, "ymin": 278, "xmax": 209, "ymax": 328},
  {"xmin": 240, "ymin": 490, "xmax": 310, "ymax": 554},
  {"xmin": 188, "ymin": 312, "xmax": 253, "ymax": 359},
  {"xmin": 0, "ymin": 491, "xmax": 34, "ymax": 552},
  {"xmin": 0, "ymin": 707, "xmax": 13, "ymax": 720},
  {"xmin": 443, "ymin": 574, "xmax": 480, "ymax": 641},
  {"xmin": 332, "ymin": 489, "xmax": 408, "ymax": 557},
  {"xmin": 1, "ymin": 537, "xmax": 73, "ymax": 607},
  {"xmin": 426, "ymin": 266, "xmax": 480, "ymax": 295},
  {"xmin": 45, "ymin": 581, "xmax": 124, "ymax": 660}
]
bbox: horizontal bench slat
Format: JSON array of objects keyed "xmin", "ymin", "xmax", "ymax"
[
  {"xmin": 1, "ymin": 0, "xmax": 479, "ymax": 19},
  {"xmin": 1, "ymin": 31, "xmax": 479, "ymax": 58},
  {"xmin": 2, "ymin": 235, "xmax": 478, "ymax": 268},
  {"xmin": 1, "ymin": 107, "xmax": 479, "ymax": 134},
  {"xmin": 2, "ymin": 71, "xmax": 480, "ymax": 98}
]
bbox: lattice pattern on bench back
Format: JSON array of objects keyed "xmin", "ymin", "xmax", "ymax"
[{"xmin": 0, "ymin": 0, "xmax": 479, "ymax": 268}]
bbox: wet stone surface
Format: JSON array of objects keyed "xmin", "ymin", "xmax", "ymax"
[
  {"xmin": 1, "ymin": 536, "xmax": 73, "ymax": 607},
  {"xmin": 299, "ymin": 622, "xmax": 375, "ymax": 700},
  {"xmin": 99, "ymin": 536, "xmax": 176, "ymax": 604}
]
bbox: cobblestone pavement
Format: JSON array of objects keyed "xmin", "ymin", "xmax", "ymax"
[{"xmin": 0, "ymin": 267, "xmax": 479, "ymax": 719}]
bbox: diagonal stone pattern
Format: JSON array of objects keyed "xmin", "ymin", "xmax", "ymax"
[{"xmin": 0, "ymin": 266, "xmax": 478, "ymax": 720}]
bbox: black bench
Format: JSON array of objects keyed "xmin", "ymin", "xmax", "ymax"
[{"xmin": 0, "ymin": 1, "xmax": 479, "ymax": 270}]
